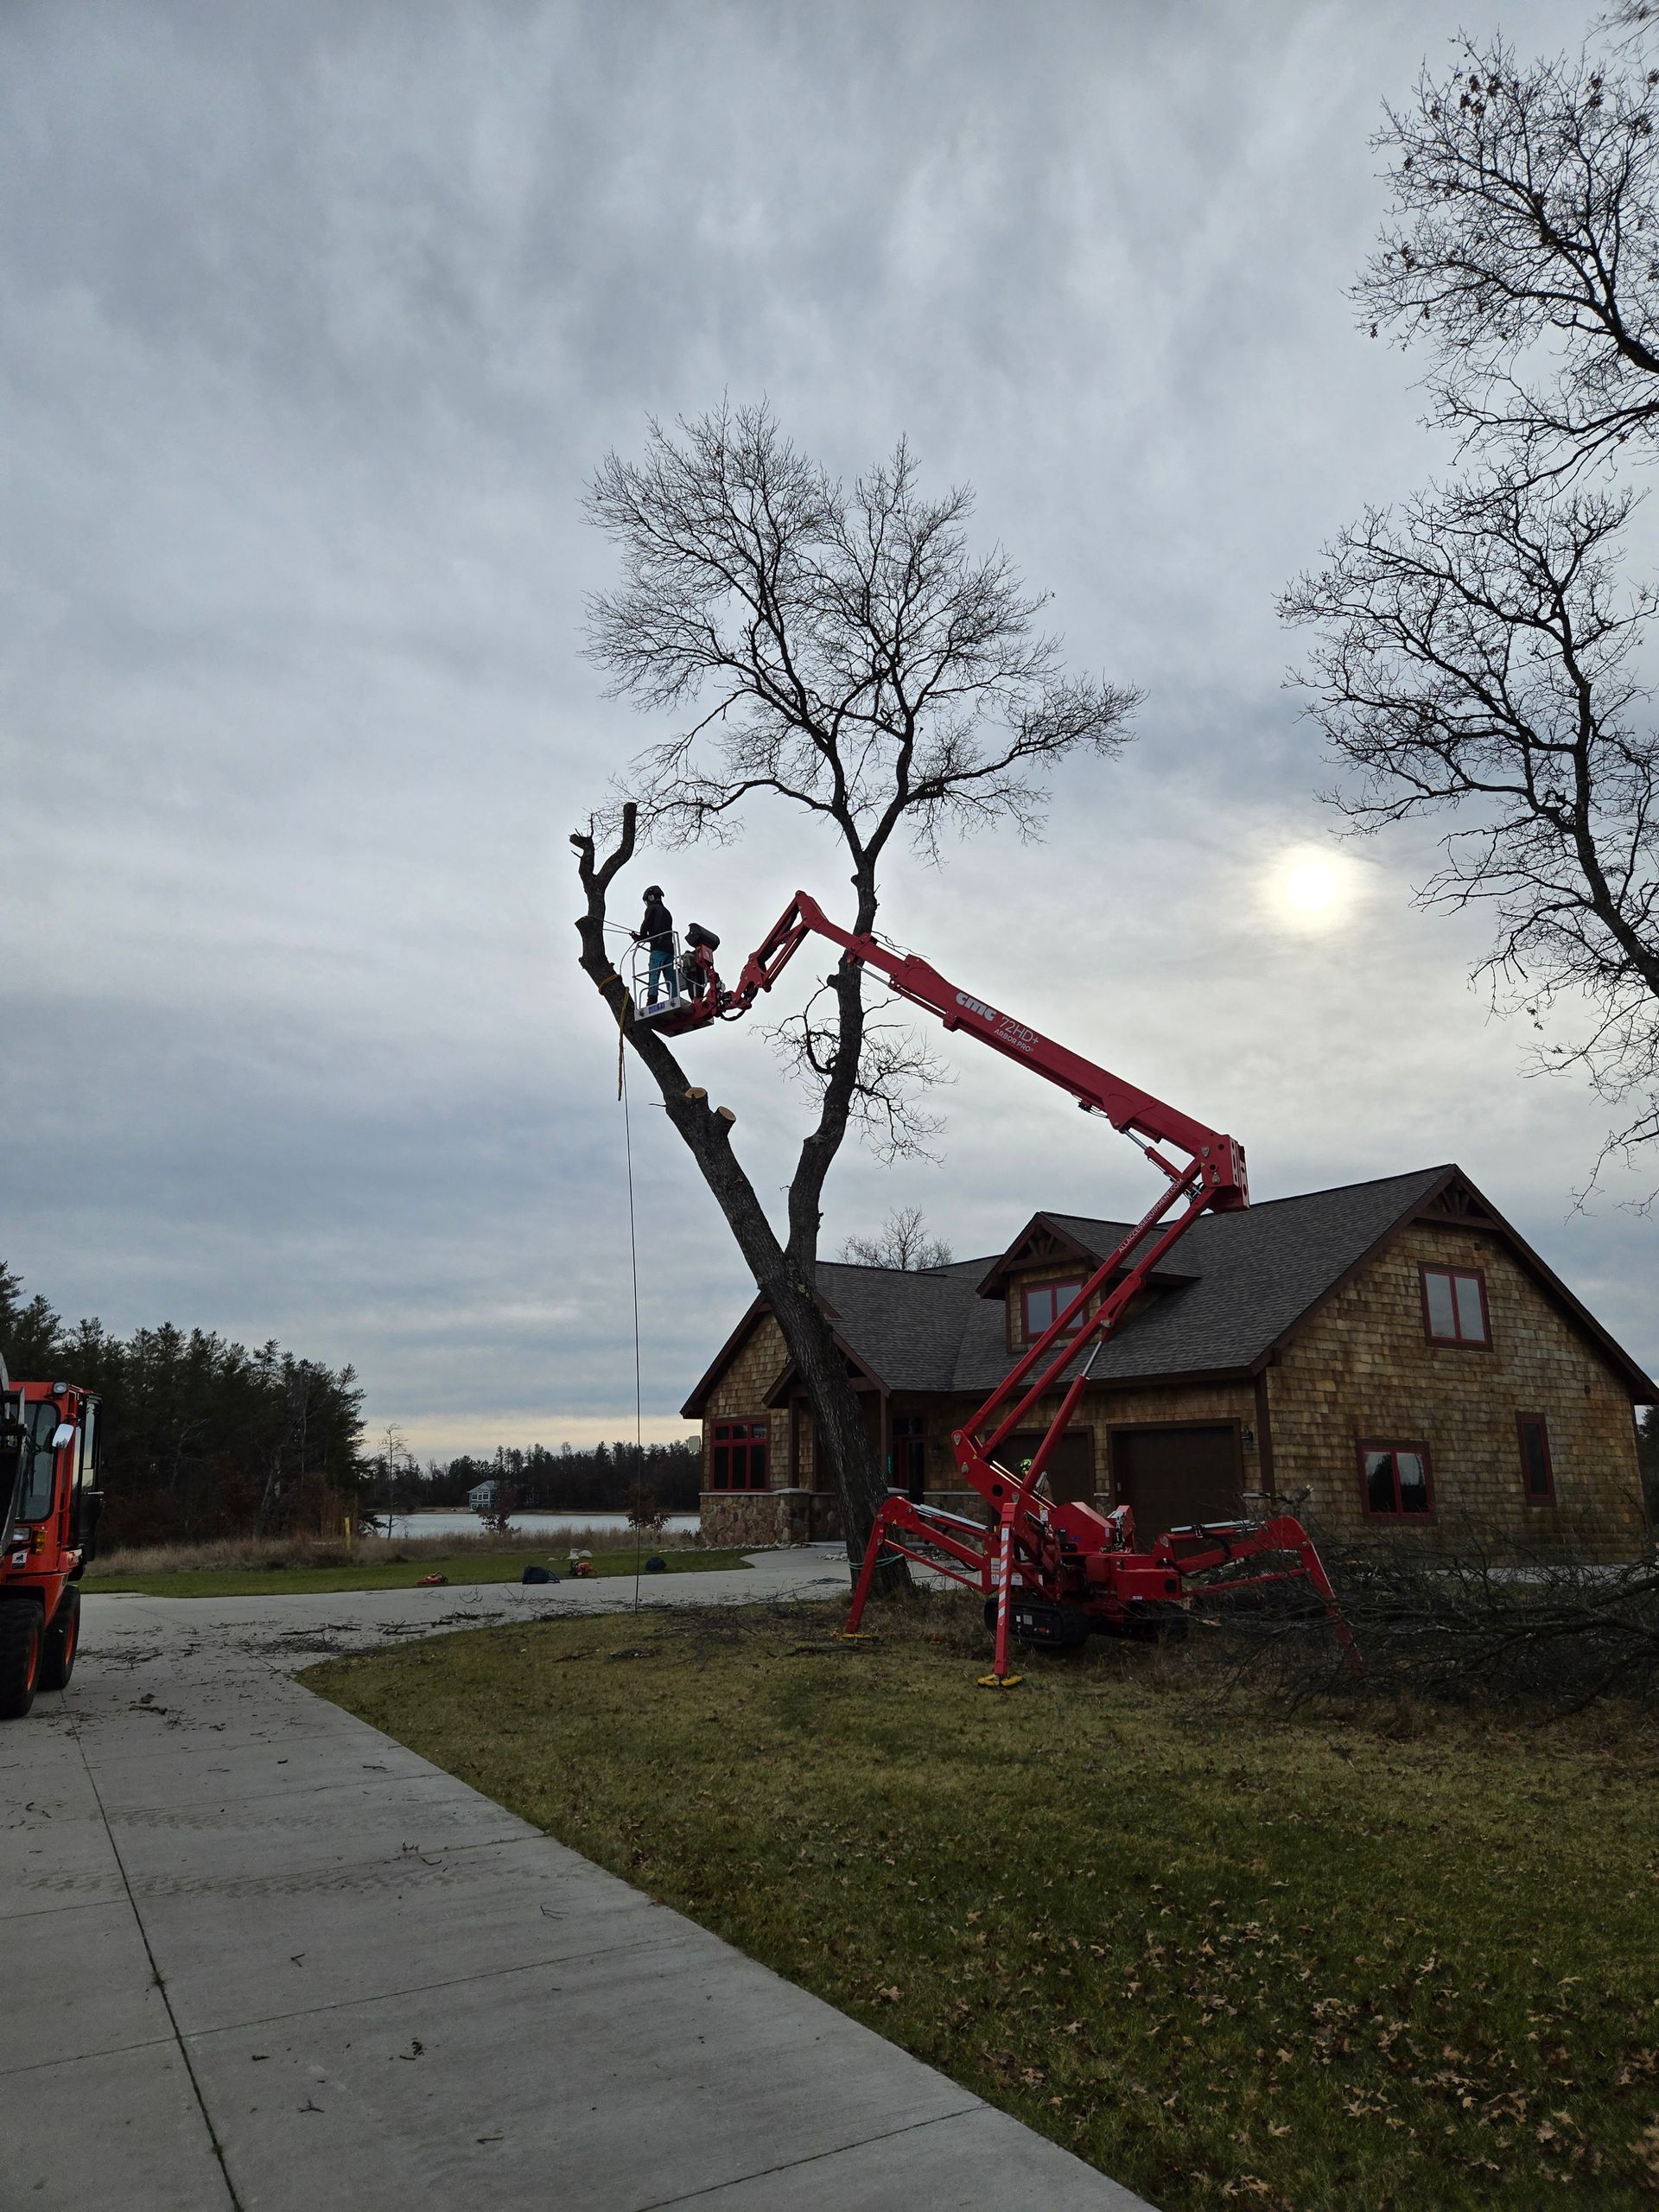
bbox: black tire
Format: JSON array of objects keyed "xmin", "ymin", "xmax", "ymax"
[
  {"xmin": 0, "ymin": 1601, "xmax": 44, "ymax": 1720},
  {"xmin": 38, "ymin": 1586, "xmax": 80, "ymax": 1693}
]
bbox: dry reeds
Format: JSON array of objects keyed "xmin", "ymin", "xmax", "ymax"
[{"xmin": 90, "ymin": 1522, "xmax": 706, "ymax": 1577}]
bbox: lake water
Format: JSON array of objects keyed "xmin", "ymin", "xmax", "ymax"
[{"xmin": 370, "ymin": 1510, "xmax": 701, "ymax": 1541}]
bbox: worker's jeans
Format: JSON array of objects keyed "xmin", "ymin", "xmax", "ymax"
[{"xmin": 648, "ymin": 948, "xmax": 680, "ymax": 1006}]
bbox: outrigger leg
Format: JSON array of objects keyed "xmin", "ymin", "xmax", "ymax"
[
  {"xmin": 978, "ymin": 1507, "xmax": 1021, "ymax": 1689},
  {"xmin": 842, "ymin": 1502, "xmax": 897, "ymax": 1639}
]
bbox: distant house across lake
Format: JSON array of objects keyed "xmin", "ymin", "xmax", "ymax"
[{"xmin": 467, "ymin": 1479, "xmax": 500, "ymax": 1512}]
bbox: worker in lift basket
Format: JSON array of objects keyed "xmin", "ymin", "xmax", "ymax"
[{"xmin": 636, "ymin": 885, "xmax": 680, "ymax": 1011}]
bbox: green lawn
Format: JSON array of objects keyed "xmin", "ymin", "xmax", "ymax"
[
  {"xmin": 306, "ymin": 1596, "xmax": 1659, "ymax": 2211},
  {"xmin": 89, "ymin": 1548, "xmax": 751, "ymax": 1599}
]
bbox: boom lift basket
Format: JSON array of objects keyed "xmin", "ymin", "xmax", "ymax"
[
  {"xmin": 630, "ymin": 924, "xmax": 727, "ymax": 1036},
  {"xmin": 630, "ymin": 930, "xmax": 683, "ymax": 1020}
]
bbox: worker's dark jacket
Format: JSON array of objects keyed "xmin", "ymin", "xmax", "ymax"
[{"xmin": 639, "ymin": 900, "xmax": 673, "ymax": 951}]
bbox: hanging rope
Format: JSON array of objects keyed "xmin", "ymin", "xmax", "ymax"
[
  {"xmin": 617, "ymin": 1000, "xmax": 646, "ymax": 1613},
  {"xmin": 593, "ymin": 965, "xmax": 626, "ymax": 1098}
]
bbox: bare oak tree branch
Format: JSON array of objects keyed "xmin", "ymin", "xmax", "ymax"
[
  {"xmin": 1358, "ymin": 31, "xmax": 1659, "ymax": 482},
  {"xmin": 1282, "ymin": 476, "xmax": 1659, "ymax": 1173}
]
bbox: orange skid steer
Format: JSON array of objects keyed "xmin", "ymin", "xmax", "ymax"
[{"xmin": 0, "ymin": 1359, "xmax": 103, "ymax": 1718}]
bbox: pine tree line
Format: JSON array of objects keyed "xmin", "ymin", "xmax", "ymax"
[
  {"xmin": 0, "ymin": 1261, "xmax": 364, "ymax": 1547},
  {"xmin": 378, "ymin": 1439, "xmax": 702, "ymax": 1515}
]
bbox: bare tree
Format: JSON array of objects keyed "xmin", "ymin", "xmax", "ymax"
[
  {"xmin": 1281, "ymin": 474, "xmax": 1659, "ymax": 1167},
  {"xmin": 361, "ymin": 1420, "xmax": 411, "ymax": 1536},
  {"xmin": 841, "ymin": 1206, "xmax": 954, "ymax": 1271},
  {"xmin": 1357, "ymin": 28, "xmax": 1659, "ymax": 482},
  {"xmin": 1290, "ymin": 17, "xmax": 1659, "ymax": 1179},
  {"xmin": 573, "ymin": 403, "xmax": 1138, "ymax": 1571}
]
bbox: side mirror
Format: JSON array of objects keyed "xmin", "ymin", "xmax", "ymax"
[{"xmin": 51, "ymin": 1422, "xmax": 76, "ymax": 1450}]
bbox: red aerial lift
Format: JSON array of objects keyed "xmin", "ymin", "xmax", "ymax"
[
  {"xmin": 634, "ymin": 893, "xmax": 1357, "ymax": 1684},
  {"xmin": 0, "ymin": 1358, "xmax": 103, "ymax": 1718}
]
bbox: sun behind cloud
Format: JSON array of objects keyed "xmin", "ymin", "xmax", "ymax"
[{"xmin": 1268, "ymin": 848, "xmax": 1362, "ymax": 929}]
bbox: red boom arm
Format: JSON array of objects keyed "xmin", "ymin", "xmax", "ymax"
[
  {"xmin": 724, "ymin": 893, "xmax": 1249, "ymax": 1209},
  {"xmin": 648, "ymin": 889, "xmax": 1357, "ymax": 1681},
  {"xmin": 711, "ymin": 892, "xmax": 1249, "ymax": 1555}
]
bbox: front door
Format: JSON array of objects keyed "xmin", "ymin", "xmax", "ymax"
[
  {"xmin": 890, "ymin": 1414, "xmax": 927, "ymax": 1503},
  {"xmin": 1111, "ymin": 1424, "xmax": 1240, "ymax": 1535}
]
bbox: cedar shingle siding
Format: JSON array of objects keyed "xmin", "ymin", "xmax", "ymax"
[{"xmin": 683, "ymin": 1167, "xmax": 1653, "ymax": 1556}]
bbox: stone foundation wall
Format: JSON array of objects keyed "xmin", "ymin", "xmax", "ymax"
[
  {"xmin": 699, "ymin": 1487, "xmax": 842, "ymax": 1548},
  {"xmin": 698, "ymin": 1491, "xmax": 779, "ymax": 1548}
]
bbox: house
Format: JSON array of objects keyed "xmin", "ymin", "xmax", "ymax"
[
  {"xmin": 683, "ymin": 1166, "xmax": 1655, "ymax": 1558},
  {"xmin": 467, "ymin": 1480, "xmax": 499, "ymax": 1511}
]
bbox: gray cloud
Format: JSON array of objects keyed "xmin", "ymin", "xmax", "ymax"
[{"xmin": 5, "ymin": 0, "xmax": 1649, "ymax": 1459}]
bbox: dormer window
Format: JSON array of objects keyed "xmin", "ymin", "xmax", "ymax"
[{"xmin": 1022, "ymin": 1280, "xmax": 1084, "ymax": 1341}]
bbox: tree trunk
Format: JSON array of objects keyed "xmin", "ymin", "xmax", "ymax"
[{"xmin": 571, "ymin": 812, "xmax": 906, "ymax": 1591}]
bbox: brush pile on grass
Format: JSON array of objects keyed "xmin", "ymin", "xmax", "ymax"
[{"xmin": 1205, "ymin": 1543, "xmax": 1659, "ymax": 1715}]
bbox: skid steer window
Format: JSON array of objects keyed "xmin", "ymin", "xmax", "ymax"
[
  {"xmin": 16, "ymin": 1402, "xmax": 60, "ymax": 1522},
  {"xmin": 0, "ymin": 1422, "xmax": 21, "ymax": 1514}
]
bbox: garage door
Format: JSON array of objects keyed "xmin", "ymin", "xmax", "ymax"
[
  {"xmin": 1001, "ymin": 1429, "xmax": 1096, "ymax": 1506},
  {"xmin": 1111, "ymin": 1425, "xmax": 1240, "ymax": 1535}
]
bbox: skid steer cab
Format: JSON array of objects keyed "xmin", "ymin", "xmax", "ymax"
[{"xmin": 0, "ymin": 1358, "xmax": 103, "ymax": 1719}]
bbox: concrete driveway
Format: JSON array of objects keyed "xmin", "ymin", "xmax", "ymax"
[{"xmin": 1, "ymin": 1556, "xmax": 1151, "ymax": 2211}]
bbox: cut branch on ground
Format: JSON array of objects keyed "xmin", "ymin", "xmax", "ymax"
[{"xmin": 1225, "ymin": 1541, "xmax": 1659, "ymax": 1717}]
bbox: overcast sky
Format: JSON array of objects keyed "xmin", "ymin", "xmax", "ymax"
[{"xmin": 5, "ymin": 0, "xmax": 1652, "ymax": 1460}]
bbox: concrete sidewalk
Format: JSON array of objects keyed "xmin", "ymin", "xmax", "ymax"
[{"xmin": 1, "ymin": 1567, "xmax": 1153, "ymax": 2211}]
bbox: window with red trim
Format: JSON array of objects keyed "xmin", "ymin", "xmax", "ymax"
[
  {"xmin": 709, "ymin": 1420, "xmax": 769, "ymax": 1491},
  {"xmin": 1517, "ymin": 1413, "xmax": 1554, "ymax": 1504},
  {"xmin": 1021, "ymin": 1280, "xmax": 1084, "ymax": 1341},
  {"xmin": 1421, "ymin": 1264, "xmax": 1490, "ymax": 1347},
  {"xmin": 1358, "ymin": 1440, "xmax": 1433, "ymax": 1517}
]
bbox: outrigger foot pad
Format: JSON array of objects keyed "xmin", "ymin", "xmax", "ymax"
[{"xmin": 976, "ymin": 1673, "xmax": 1022, "ymax": 1690}]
